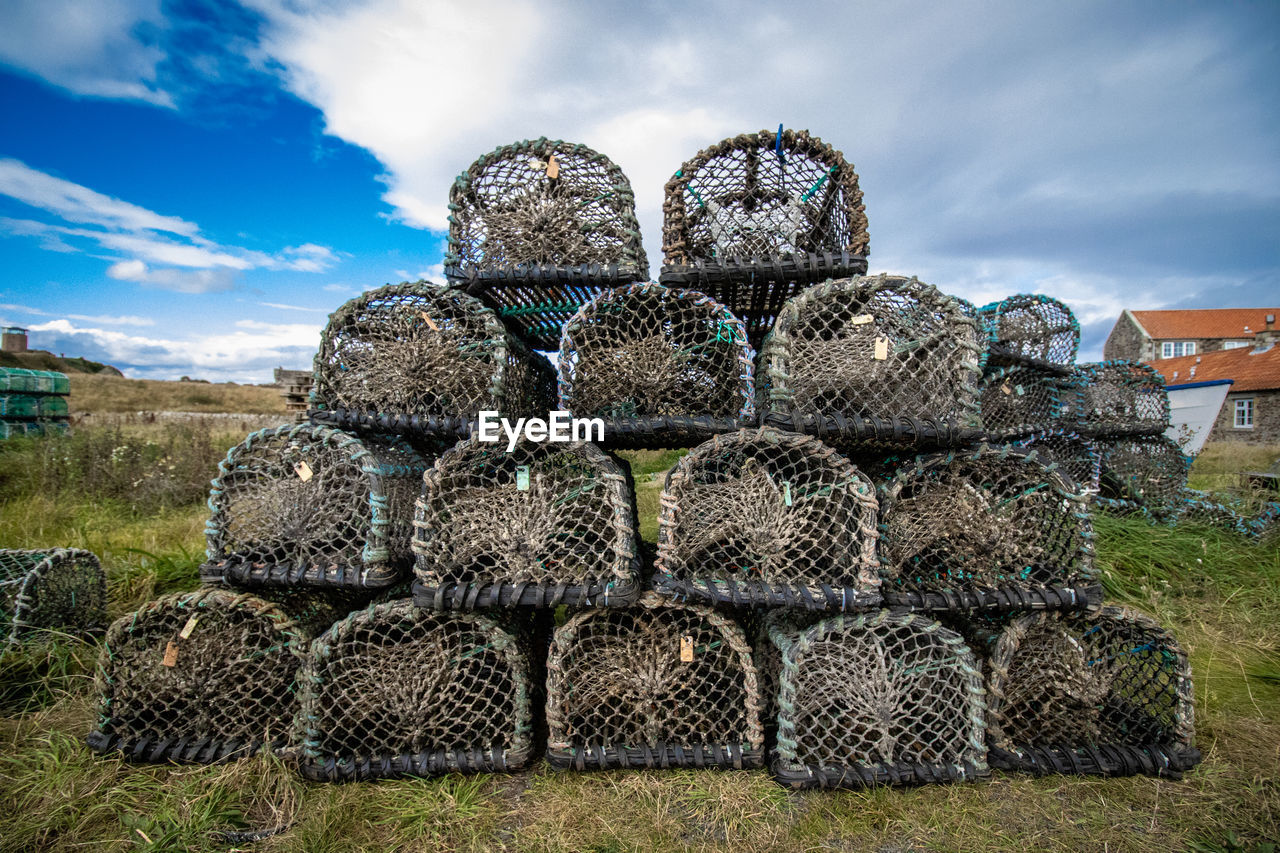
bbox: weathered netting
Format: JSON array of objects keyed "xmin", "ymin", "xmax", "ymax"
[
  {"xmin": 879, "ymin": 445, "xmax": 1097, "ymax": 611},
  {"xmin": 558, "ymin": 283, "xmax": 754, "ymax": 420},
  {"xmin": 1011, "ymin": 431, "xmax": 1102, "ymax": 493},
  {"xmin": 1092, "ymin": 496, "xmax": 1152, "ymax": 519},
  {"xmin": 311, "ymin": 281, "xmax": 555, "ymax": 425},
  {"xmin": 1, "ymin": 549, "xmax": 106, "ymax": 646},
  {"xmin": 446, "ymin": 137, "xmax": 646, "ymax": 274},
  {"xmin": 203, "ymin": 424, "xmax": 429, "ymax": 589},
  {"xmin": 1170, "ymin": 492, "xmax": 1251, "ymax": 535},
  {"xmin": 663, "ymin": 128, "xmax": 867, "ymax": 266},
  {"xmin": 1072, "ymin": 361, "xmax": 1170, "ymax": 435},
  {"xmin": 655, "ymin": 428, "xmax": 879, "ymax": 608},
  {"xmin": 1251, "ymin": 502, "xmax": 1280, "ymax": 540},
  {"xmin": 757, "ymin": 275, "xmax": 984, "ymax": 428},
  {"xmin": 978, "ymin": 294, "xmax": 1080, "ymax": 369},
  {"xmin": 1097, "ymin": 434, "xmax": 1191, "ymax": 510},
  {"xmin": 297, "ymin": 600, "xmax": 534, "ymax": 781},
  {"xmin": 978, "ymin": 366, "xmax": 1069, "ymax": 438},
  {"xmin": 546, "ymin": 593, "xmax": 764, "ymax": 770},
  {"xmin": 770, "ymin": 610, "xmax": 987, "ymax": 788},
  {"xmin": 87, "ymin": 587, "xmax": 340, "ymax": 764},
  {"xmin": 986, "ymin": 606, "xmax": 1199, "ymax": 778},
  {"xmin": 412, "ymin": 435, "xmax": 639, "ymax": 608}
]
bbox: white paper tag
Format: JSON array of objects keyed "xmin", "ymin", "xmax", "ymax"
[
  {"xmin": 179, "ymin": 615, "xmax": 200, "ymax": 639},
  {"xmin": 1001, "ymin": 382, "xmax": 1013, "ymax": 395},
  {"xmin": 873, "ymin": 337, "xmax": 889, "ymax": 360},
  {"xmin": 546, "ymin": 154, "xmax": 560, "ymax": 179},
  {"xmin": 516, "ymin": 465, "xmax": 530, "ymax": 491},
  {"xmin": 294, "ymin": 461, "xmax": 313, "ymax": 481},
  {"xmin": 849, "ymin": 314, "xmax": 874, "ymax": 325},
  {"xmin": 680, "ymin": 635, "xmax": 694, "ymax": 662}
]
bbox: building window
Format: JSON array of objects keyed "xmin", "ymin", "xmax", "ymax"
[
  {"xmin": 1223, "ymin": 341, "xmax": 1249, "ymax": 350},
  {"xmin": 1162, "ymin": 341, "xmax": 1197, "ymax": 358},
  {"xmin": 1234, "ymin": 398, "xmax": 1254, "ymax": 429}
]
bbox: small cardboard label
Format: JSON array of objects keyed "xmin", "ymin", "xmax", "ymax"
[
  {"xmin": 1001, "ymin": 382, "xmax": 1013, "ymax": 396},
  {"xmin": 179, "ymin": 615, "xmax": 200, "ymax": 639},
  {"xmin": 294, "ymin": 461, "xmax": 313, "ymax": 481},
  {"xmin": 849, "ymin": 314, "xmax": 875, "ymax": 325},
  {"xmin": 419, "ymin": 310, "xmax": 439, "ymax": 331},
  {"xmin": 783, "ymin": 481, "xmax": 793, "ymax": 507},
  {"xmin": 162, "ymin": 641, "xmax": 179, "ymax": 667},
  {"xmin": 546, "ymin": 154, "xmax": 560, "ymax": 179},
  {"xmin": 680, "ymin": 635, "xmax": 695, "ymax": 662},
  {"xmin": 873, "ymin": 337, "xmax": 889, "ymax": 360},
  {"xmin": 516, "ymin": 465, "xmax": 530, "ymax": 491}
]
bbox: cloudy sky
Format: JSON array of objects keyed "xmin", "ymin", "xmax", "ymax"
[{"xmin": 1, "ymin": 0, "xmax": 1276, "ymax": 382}]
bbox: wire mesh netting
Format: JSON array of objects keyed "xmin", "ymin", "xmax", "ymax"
[
  {"xmin": 1097, "ymin": 434, "xmax": 1191, "ymax": 510},
  {"xmin": 985, "ymin": 606, "xmax": 1199, "ymax": 778},
  {"xmin": 879, "ymin": 445, "xmax": 1097, "ymax": 611},
  {"xmin": 1011, "ymin": 431, "xmax": 1102, "ymax": 494},
  {"xmin": 1, "ymin": 548, "xmax": 106, "ymax": 647},
  {"xmin": 546, "ymin": 592, "xmax": 764, "ymax": 770},
  {"xmin": 654, "ymin": 428, "xmax": 880, "ymax": 608},
  {"xmin": 757, "ymin": 275, "xmax": 984, "ymax": 428},
  {"xmin": 978, "ymin": 366, "xmax": 1071, "ymax": 438},
  {"xmin": 446, "ymin": 137, "xmax": 647, "ymax": 276},
  {"xmin": 412, "ymin": 435, "xmax": 640, "ymax": 608},
  {"xmin": 87, "ymin": 587, "xmax": 340, "ymax": 764},
  {"xmin": 558, "ymin": 283, "xmax": 754, "ymax": 421},
  {"xmin": 662, "ymin": 128, "xmax": 867, "ymax": 267},
  {"xmin": 1071, "ymin": 361, "xmax": 1170, "ymax": 435},
  {"xmin": 297, "ymin": 599, "xmax": 536, "ymax": 781},
  {"xmin": 977, "ymin": 294, "xmax": 1080, "ymax": 369},
  {"xmin": 203, "ymin": 424, "xmax": 429, "ymax": 589},
  {"xmin": 311, "ymin": 280, "xmax": 555, "ymax": 425},
  {"xmin": 770, "ymin": 609, "xmax": 987, "ymax": 788}
]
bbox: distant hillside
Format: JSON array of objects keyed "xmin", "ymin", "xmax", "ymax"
[
  {"xmin": 0, "ymin": 349, "xmax": 123, "ymax": 375},
  {"xmin": 68, "ymin": 373, "xmax": 289, "ymax": 415}
]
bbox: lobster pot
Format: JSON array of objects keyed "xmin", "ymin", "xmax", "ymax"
[
  {"xmin": 757, "ymin": 275, "xmax": 984, "ymax": 429},
  {"xmin": 770, "ymin": 610, "xmax": 987, "ymax": 789},
  {"xmin": 546, "ymin": 593, "xmax": 764, "ymax": 771},
  {"xmin": 978, "ymin": 294, "xmax": 1080, "ymax": 369},
  {"xmin": 655, "ymin": 428, "xmax": 879, "ymax": 608},
  {"xmin": 1, "ymin": 549, "xmax": 105, "ymax": 646},
  {"xmin": 444, "ymin": 138, "xmax": 647, "ymax": 349},
  {"xmin": 87, "ymin": 588, "xmax": 338, "ymax": 763},
  {"xmin": 979, "ymin": 366, "xmax": 1075, "ymax": 438},
  {"xmin": 1072, "ymin": 361, "xmax": 1170, "ymax": 435},
  {"xmin": 1171, "ymin": 493, "xmax": 1250, "ymax": 536},
  {"xmin": 880, "ymin": 446, "xmax": 1097, "ymax": 611},
  {"xmin": 1091, "ymin": 496, "xmax": 1151, "ymax": 519},
  {"xmin": 412, "ymin": 436, "xmax": 640, "ymax": 608},
  {"xmin": 558, "ymin": 283, "xmax": 754, "ymax": 423},
  {"xmin": 1097, "ymin": 434, "xmax": 1190, "ymax": 511},
  {"xmin": 1011, "ymin": 431, "xmax": 1102, "ymax": 493},
  {"xmin": 202, "ymin": 424, "xmax": 429, "ymax": 589},
  {"xmin": 660, "ymin": 129, "xmax": 868, "ymax": 345},
  {"xmin": 986, "ymin": 606, "xmax": 1199, "ymax": 778},
  {"xmin": 312, "ymin": 281, "xmax": 555, "ymax": 427},
  {"xmin": 297, "ymin": 600, "xmax": 535, "ymax": 781}
]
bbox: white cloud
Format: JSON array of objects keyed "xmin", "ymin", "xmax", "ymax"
[
  {"xmin": 27, "ymin": 318, "xmax": 320, "ymax": 383},
  {"xmin": 259, "ymin": 301, "xmax": 328, "ymax": 313},
  {"xmin": 1, "ymin": 159, "xmax": 338, "ymax": 292},
  {"xmin": 0, "ymin": 0, "xmax": 172, "ymax": 106},
  {"xmin": 0, "ymin": 301, "xmax": 155, "ymax": 327}
]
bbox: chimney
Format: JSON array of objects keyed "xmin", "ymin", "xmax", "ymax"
[
  {"xmin": 1, "ymin": 326, "xmax": 28, "ymax": 353},
  {"xmin": 1254, "ymin": 313, "xmax": 1278, "ymax": 351}
]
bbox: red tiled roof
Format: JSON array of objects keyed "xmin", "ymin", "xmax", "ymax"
[
  {"xmin": 1131, "ymin": 308, "xmax": 1280, "ymax": 340},
  {"xmin": 1148, "ymin": 343, "xmax": 1280, "ymax": 392}
]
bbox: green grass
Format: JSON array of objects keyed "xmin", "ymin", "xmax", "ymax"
[{"xmin": 0, "ymin": 435, "xmax": 1277, "ymax": 851}]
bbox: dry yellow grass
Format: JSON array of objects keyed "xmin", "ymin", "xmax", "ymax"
[{"xmin": 67, "ymin": 373, "xmax": 289, "ymax": 415}]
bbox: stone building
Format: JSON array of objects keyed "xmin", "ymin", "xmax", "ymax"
[
  {"xmin": 1149, "ymin": 335, "xmax": 1280, "ymax": 443},
  {"xmin": 1104, "ymin": 308, "xmax": 1280, "ymax": 362}
]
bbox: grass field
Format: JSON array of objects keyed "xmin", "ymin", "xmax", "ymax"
[
  {"xmin": 66, "ymin": 373, "xmax": 289, "ymax": 415},
  {"xmin": 0, "ymin": 430, "xmax": 1277, "ymax": 852}
]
